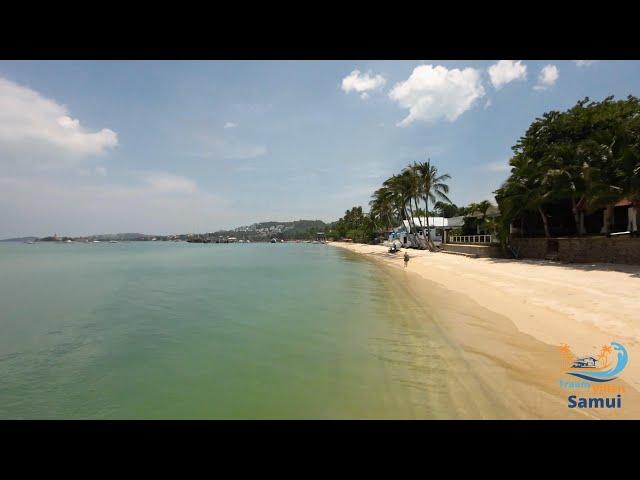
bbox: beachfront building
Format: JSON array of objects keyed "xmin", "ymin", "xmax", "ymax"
[
  {"xmin": 571, "ymin": 356, "xmax": 598, "ymax": 368},
  {"xmin": 445, "ymin": 206, "xmax": 502, "ymax": 245},
  {"xmin": 508, "ymin": 198, "xmax": 639, "ymax": 237},
  {"xmin": 390, "ymin": 216, "xmax": 465, "ymax": 247},
  {"xmin": 465, "ymin": 205, "xmax": 501, "ymax": 235}
]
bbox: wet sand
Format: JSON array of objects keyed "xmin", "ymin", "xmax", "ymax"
[{"xmin": 331, "ymin": 242, "xmax": 640, "ymax": 419}]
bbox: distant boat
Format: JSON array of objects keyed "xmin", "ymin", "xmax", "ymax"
[
  {"xmin": 109, "ymin": 240, "xmax": 119, "ymax": 243},
  {"xmin": 65, "ymin": 239, "xmax": 72, "ymax": 243},
  {"xmin": 25, "ymin": 241, "xmax": 35, "ymax": 244},
  {"xmin": 92, "ymin": 240, "xmax": 101, "ymax": 243},
  {"xmin": 270, "ymin": 238, "xmax": 277, "ymax": 243}
]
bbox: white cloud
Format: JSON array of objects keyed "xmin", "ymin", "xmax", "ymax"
[
  {"xmin": 388, "ymin": 64, "xmax": 485, "ymax": 126},
  {"xmin": 487, "ymin": 60, "xmax": 527, "ymax": 89},
  {"xmin": 224, "ymin": 122, "xmax": 237, "ymax": 129},
  {"xmin": 0, "ymin": 76, "xmax": 118, "ymax": 159},
  {"xmin": 341, "ymin": 69, "xmax": 386, "ymax": 98},
  {"xmin": 574, "ymin": 60, "xmax": 596, "ymax": 67},
  {"xmin": 484, "ymin": 99, "xmax": 492, "ymax": 109},
  {"xmin": 533, "ymin": 64, "xmax": 559, "ymax": 90}
]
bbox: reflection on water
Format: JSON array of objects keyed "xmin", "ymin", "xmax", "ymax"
[{"xmin": 0, "ymin": 242, "xmax": 462, "ymax": 419}]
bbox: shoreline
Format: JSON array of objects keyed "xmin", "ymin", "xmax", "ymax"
[{"xmin": 329, "ymin": 241, "xmax": 640, "ymax": 418}]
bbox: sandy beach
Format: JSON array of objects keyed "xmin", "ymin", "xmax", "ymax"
[{"xmin": 330, "ymin": 241, "xmax": 640, "ymax": 419}]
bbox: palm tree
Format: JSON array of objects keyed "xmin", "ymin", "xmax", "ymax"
[
  {"xmin": 383, "ymin": 174, "xmax": 411, "ymax": 232},
  {"xmin": 469, "ymin": 200, "xmax": 492, "ymax": 234},
  {"xmin": 402, "ymin": 163, "xmax": 428, "ymax": 248},
  {"xmin": 597, "ymin": 344, "xmax": 613, "ymax": 368},
  {"xmin": 369, "ymin": 187, "xmax": 396, "ymax": 232},
  {"xmin": 559, "ymin": 343, "xmax": 575, "ymax": 370},
  {"xmin": 434, "ymin": 201, "xmax": 459, "ymax": 218},
  {"xmin": 415, "ymin": 159, "xmax": 452, "ymax": 250},
  {"xmin": 496, "ymin": 153, "xmax": 555, "ymax": 237},
  {"xmin": 498, "ymin": 181, "xmax": 553, "ymax": 237},
  {"xmin": 496, "ymin": 96, "xmax": 640, "ymax": 238}
]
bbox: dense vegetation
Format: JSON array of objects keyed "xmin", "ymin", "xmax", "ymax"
[
  {"xmin": 368, "ymin": 160, "xmax": 452, "ymax": 250},
  {"xmin": 327, "ymin": 160, "xmax": 458, "ymax": 249},
  {"xmin": 326, "ymin": 206, "xmax": 377, "ymax": 243},
  {"xmin": 281, "ymin": 220, "xmax": 330, "ymax": 240},
  {"xmin": 495, "ymin": 96, "xmax": 640, "ymax": 237},
  {"xmin": 209, "ymin": 220, "xmax": 329, "ymax": 242},
  {"xmin": 331, "ymin": 96, "xmax": 640, "ymax": 246}
]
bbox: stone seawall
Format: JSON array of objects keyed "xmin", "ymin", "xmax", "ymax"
[
  {"xmin": 510, "ymin": 236, "xmax": 640, "ymax": 265},
  {"xmin": 440, "ymin": 243, "xmax": 505, "ymax": 258}
]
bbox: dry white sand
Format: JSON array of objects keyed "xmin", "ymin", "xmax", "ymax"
[{"xmin": 329, "ymin": 241, "xmax": 640, "ymax": 418}]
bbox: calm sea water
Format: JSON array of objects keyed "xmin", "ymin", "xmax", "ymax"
[{"xmin": 0, "ymin": 242, "xmax": 456, "ymax": 419}]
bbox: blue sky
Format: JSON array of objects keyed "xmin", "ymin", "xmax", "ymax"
[{"xmin": 1, "ymin": 60, "xmax": 639, "ymax": 237}]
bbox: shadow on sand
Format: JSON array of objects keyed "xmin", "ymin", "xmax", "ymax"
[{"xmin": 481, "ymin": 256, "xmax": 640, "ymax": 279}]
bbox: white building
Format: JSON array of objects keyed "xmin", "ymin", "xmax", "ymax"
[{"xmin": 390, "ymin": 216, "xmax": 465, "ymax": 246}]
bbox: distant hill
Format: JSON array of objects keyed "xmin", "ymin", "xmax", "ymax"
[
  {"xmin": 213, "ymin": 219, "xmax": 329, "ymax": 241},
  {"xmin": 87, "ymin": 233, "xmax": 158, "ymax": 241},
  {"xmin": 5, "ymin": 221, "xmax": 333, "ymax": 243}
]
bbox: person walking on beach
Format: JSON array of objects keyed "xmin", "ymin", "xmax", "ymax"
[{"xmin": 404, "ymin": 251, "xmax": 409, "ymax": 268}]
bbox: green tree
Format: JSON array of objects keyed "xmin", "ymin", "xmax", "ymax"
[
  {"xmin": 466, "ymin": 200, "xmax": 493, "ymax": 234},
  {"xmin": 332, "ymin": 206, "xmax": 377, "ymax": 243},
  {"xmin": 383, "ymin": 173, "xmax": 415, "ymax": 235},
  {"xmin": 434, "ymin": 201, "xmax": 460, "ymax": 218},
  {"xmin": 496, "ymin": 95, "xmax": 640, "ymax": 237},
  {"xmin": 415, "ymin": 159, "xmax": 452, "ymax": 250},
  {"xmin": 369, "ymin": 187, "xmax": 398, "ymax": 231}
]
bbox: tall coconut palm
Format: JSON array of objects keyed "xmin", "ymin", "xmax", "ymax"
[
  {"xmin": 402, "ymin": 163, "xmax": 428, "ymax": 247},
  {"xmin": 369, "ymin": 186, "xmax": 396, "ymax": 232},
  {"xmin": 415, "ymin": 160, "xmax": 452, "ymax": 250},
  {"xmin": 383, "ymin": 174, "xmax": 413, "ymax": 234}
]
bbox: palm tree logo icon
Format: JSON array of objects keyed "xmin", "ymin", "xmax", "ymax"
[
  {"xmin": 559, "ymin": 343, "xmax": 575, "ymax": 370},
  {"xmin": 559, "ymin": 342, "xmax": 628, "ymax": 382},
  {"xmin": 597, "ymin": 344, "xmax": 613, "ymax": 369}
]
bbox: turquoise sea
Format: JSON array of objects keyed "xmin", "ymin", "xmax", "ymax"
[{"xmin": 0, "ymin": 242, "xmax": 456, "ymax": 419}]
